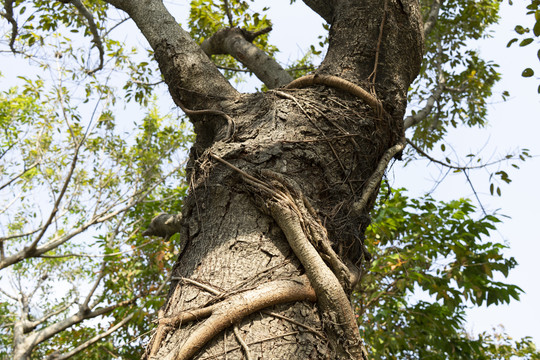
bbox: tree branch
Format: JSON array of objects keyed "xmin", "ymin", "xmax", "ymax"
[
  {"xmin": 23, "ymin": 302, "xmax": 74, "ymax": 332},
  {"xmin": 104, "ymin": 0, "xmax": 238, "ymax": 107},
  {"xmin": 301, "ymin": 0, "xmax": 336, "ymax": 23},
  {"xmin": 61, "ymin": 0, "xmax": 104, "ymax": 74},
  {"xmin": 1, "ymin": 0, "xmax": 18, "ymax": 52},
  {"xmin": 404, "ymin": 40, "xmax": 446, "ymax": 130},
  {"xmin": 0, "ymin": 160, "xmax": 183, "ymax": 270},
  {"xmin": 405, "ymin": 138, "xmax": 520, "ymax": 171},
  {"xmin": 201, "ymin": 27, "xmax": 293, "ymax": 89},
  {"xmin": 0, "ymin": 161, "xmax": 40, "ymax": 191},
  {"xmin": 423, "ymin": 0, "xmax": 443, "ymax": 37},
  {"xmin": 13, "ymin": 297, "xmax": 137, "ymax": 359},
  {"xmin": 352, "ymin": 139, "xmax": 406, "ymax": 215},
  {"xmin": 46, "ymin": 313, "xmax": 135, "ymax": 360},
  {"xmin": 29, "ymin": 298, "xmax": 137, "ymax": 349},
  {"xmin": 403, "ymin": 85, "xmax": 444, "ymax": 129},
  {"xmin": 28, "ymin": 142, "xmax": 82, "ymax": 252},
  {"xmin": 222, "ymin": 0, "xmax": 234, "ymax": 27}
]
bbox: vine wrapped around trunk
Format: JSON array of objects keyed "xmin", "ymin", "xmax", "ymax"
[{"xmin": 104, "ymin": 0, "xmax": 424, "ymax": 358}]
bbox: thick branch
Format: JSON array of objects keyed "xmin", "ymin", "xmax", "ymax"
[
  {"xmin": 423, "ymin": 0, "xmax": 443, "ymax": 37},
  {"xmin": 142, "ymin": 213, "xmax": 183, "ymax": 239},
  {"xmin": 403, "ymin": 85, "xmax": 444, "ymax": 129},
  {"xmin": 35, "ymin": 299, "xmax": 134, "ymax": 343},
  {"xmin": 301, "ymin": 0, "xmax": 336, "ymax": 23},
  {"xmin": 201, "ymin": 27, "xmax": 293, "ymax": 89},
  {"xmin": 104, "ymin": 0, "xmax": 238, "ymax": 107},
  {"xmin": 13, "ymin": 299, "xmax": 136, "ymax": 359}
]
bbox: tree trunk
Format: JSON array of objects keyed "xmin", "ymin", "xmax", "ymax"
[{"xmin": 107, "ymin": 0, "xmax": 424, "ymax": 359}]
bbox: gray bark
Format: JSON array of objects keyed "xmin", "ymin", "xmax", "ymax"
[
  {"xmin": 201, "ymin": 27, "xmax": 293, "ymax": 89},
  {"xmin": 106, "ymin": 0, "xmax": 424, "ymax": 358}
]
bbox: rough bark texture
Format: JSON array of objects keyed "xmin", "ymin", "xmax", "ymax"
[{"xmin": 107, "ymin": 0, "xmax": 424, "ymax": 358}]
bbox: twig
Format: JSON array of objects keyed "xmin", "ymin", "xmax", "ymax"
[
  {"xmin": 103, "ymin": 17, "xmax": 129, "ymax": 37},
  {"xmin": 0, "ymin": 161, "xmax": 41, "ymax": 191},
  {"xmin": 39, "ymin": 237, "xmax": 160, "ymax": 259},
  {"xmin": 222, "ymin": 0, "xmax": 234, "ymax": 27},
  {"xmin": 368, "ymin": 0, "xmax": 389, "ymax": 85},
  {"xmin": 47, "ymin": 313, "xmax": 135, "ymax": 360},
  {"xmin": 463, "ymin": 170, "xmax": 487, "ymax": 216},
  {"xmin": 170, "ymin": 93, "xmax": 235, "ymax": 141},
  {"xmin": 262, "ymin": 311, "xmax": 325, "ymax": 339},
  {"xmin": 175, "ymin": 277, "xmax": 223, "ymax": 296},
  {"xmin": 233, "ymin": 325, "xmax": 253, "ymax": 360},
  {"xmin": 61, "ymin": 0, "xmax": 104, "ymax": 74},
  {"xmin": 405, "ymin": 139, "xmax": 516, "ymax": 170},
  {"xmin": 274, "ymin": 90, "xmax": 354, "ymax": 194},
  {"xmin": 28, "ymin": 141, "xmax": 83, "ymax": 252}
]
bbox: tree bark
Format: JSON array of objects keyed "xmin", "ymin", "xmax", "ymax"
[{"xmin": 106, "ymin": 0, "xmax": 424, "ymax": 358}]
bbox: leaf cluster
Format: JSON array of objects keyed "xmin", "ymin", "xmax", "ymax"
[
  {"xmin": 507, "ymin": 0, "xmax": 540, "ymax": 93},
  {"xmin": 356, "ymin": 185, "xmax": 536, "ymax": 359}
]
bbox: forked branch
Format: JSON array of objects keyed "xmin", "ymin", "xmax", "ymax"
[{"xmin": 201, "ymin": 27, "xmax": 293, "ymax": 89}]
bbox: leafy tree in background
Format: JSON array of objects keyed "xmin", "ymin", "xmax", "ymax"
[{"xmin": 0, "ymin": 0, "xmax": 537, "ymax": 359}]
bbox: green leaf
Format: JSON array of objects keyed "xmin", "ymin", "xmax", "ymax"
[
  {"xmin": 522, "ymin": 68, "xmax": 535, "ymax": 77},
  {"xmin": 515, "ymin": 25, "xmax": 528, "ymax": 34},
  {"xmin": 507, "ymin": 38, "xmax": 518, "ymax": 47},
  {"xmin": 519, "ymin": 38, "xmax": 534, "ymax": 46}
]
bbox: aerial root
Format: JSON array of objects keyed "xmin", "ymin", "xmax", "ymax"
[
  {"xmin": 209, "ymin": 153, "xmax": 369, "ymax": 359},
  {"xmin": 148, "ymin": 278, "xmax": 316, "ymax": 360}
]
